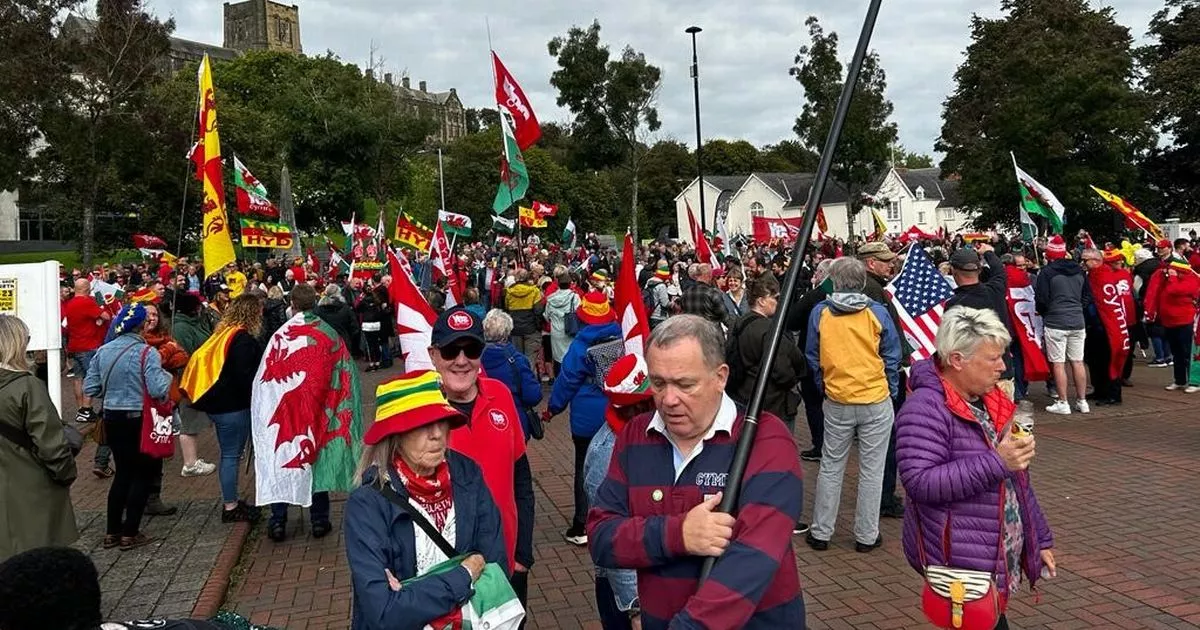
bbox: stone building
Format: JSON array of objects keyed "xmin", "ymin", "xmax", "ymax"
[
  {"xmin": 379, "ymin": 73, "xmax": 468, "ymax": 145},
  {"xmin": 223, "ymin": 0, "xmax": 303, "ymax": 54}
]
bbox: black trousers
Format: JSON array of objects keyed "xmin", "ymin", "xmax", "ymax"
[
  {"xmin": 1164, "ymin": 324, "xmax": 1194, "ymax": 386},
  {"xmin": 799, "ymin": 372, "xmax": 824, "ymax": 451},
  {"xmin": 595, "ymin": 575, "xmax": 633, "ymax": 630},
  {"xmin": 1085, "ymin": 327, "xmax": 1121, "ymax": 402},
  {"xmin": 509, "ymin": 569, "xmax": 529, "ymax": 629},
  {"xmin": 572, "ymin": 434, "xmax": 592, "ymax": 529},
  {"xmin": 104, "ymin": 410, "xmax": 164, "ymax": 537},
  {"xmin": 881, "ymin": 370, "xmax": 907, "ymax": 508}
]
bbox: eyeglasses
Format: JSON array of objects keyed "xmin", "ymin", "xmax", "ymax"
[{"xmin": 437, "ymin": 342, "xmax": 484, "ymax": 361}]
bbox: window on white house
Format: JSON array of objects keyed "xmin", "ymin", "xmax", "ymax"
[
  {"xmin": 918, "ymin": 211, "xmax": 926, "ymax": 224},
  {"xmin": 887, "ymin": 201, "xmax": 900, "ymax": 221},
  {"xmin": 915, "ymin": 186, "xmax": 926, "ymax": 201},
  {"xmin": 750, "ymin": 201, "xmax": 764, "ymax": 218}
]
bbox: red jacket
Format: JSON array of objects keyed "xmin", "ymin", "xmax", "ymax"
[{"xmin": 1144, "ymin": 267, "xmax": 1200, "ymax": 328}]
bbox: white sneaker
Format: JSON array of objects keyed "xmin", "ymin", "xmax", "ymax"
[
  {"xmin": 1045, "ymin": 400, "xmax": 1071, "ymax": 415},
  {"xmin": 1165, "ymin": 383, "xmax": 1182, "ymax": 391},
  {"xmin": 181, "ymin": 460, "xmax": 217, "ymax": 477},
  {"xmin": 1074, "ymin": 400, "xmax": 1090, "ymax": 414},
  {"xmin": 1186, "ymin": 386, "xmax": 1200, "ymax": 394}
]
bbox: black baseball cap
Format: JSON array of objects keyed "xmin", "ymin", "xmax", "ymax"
[
  {"xmin": 431, "ymin": 306, "xmax": 484, "ymax": 347},
  {"xmin": 949, "ymin": 248, "xmax": 981, "ymax": 271}
]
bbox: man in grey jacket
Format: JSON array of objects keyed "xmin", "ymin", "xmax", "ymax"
[{"xmin": 1035, "ymin": 235, "xmax": 1093, "ymax": 415}]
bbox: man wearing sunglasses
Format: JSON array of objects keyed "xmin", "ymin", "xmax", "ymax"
[{"xmin": 430, "ymin": 306, "xmax": 536, "ymax": 615}]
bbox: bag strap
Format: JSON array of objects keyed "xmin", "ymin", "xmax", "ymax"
[
  {"xmin": 375, "ymin": 481, "xmax": 458, "ymax": 559},
  {"xmin": 98, "ymin": 342, "xmax": 140, "ymax": 412},
  {"xmin": 505, "ymin": 349, "xmax": 525, "ymax": 404}
]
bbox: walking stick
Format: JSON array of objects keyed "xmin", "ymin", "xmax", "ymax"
[{"xmin": 698, "ymin": 0, "xmax": 885, "ymax": 583}]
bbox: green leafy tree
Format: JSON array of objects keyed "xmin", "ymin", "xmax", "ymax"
[
  {"xmin": 702, "ymin": 139, "xmax": 759, "ymax": 175},
  {"xmin": 938, "ymin": 0, "xmax": 1155, "ymax": 236},
  {"xmin": 894, "ymin": 146, "xmax": 935, "ymax": 169},
  {"xmin": 640, "ymin": 140, "xmax": 696, "ymax": 238},
  {"xmin": 443, "ymin": 127, "xmax": 503, "ymax": 235},
  {"xmin": 548, "ymin": 20, "xmax": 662, "ymax": 241},
  {"xmin": 757, "ymin": 139, "xmax": 819, "ymax": 172},
  {"xmin": 1141, "ymin": 0, "xmax": 1200, "ymax": 219},
  {"xmin": 790, "ymin": 15, "xmax": 897, "ymax": 235}
]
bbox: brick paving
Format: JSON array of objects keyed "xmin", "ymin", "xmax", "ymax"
[{"xmin": 65, "ymin": 359, "xmax": 1200, "ymax": 628}]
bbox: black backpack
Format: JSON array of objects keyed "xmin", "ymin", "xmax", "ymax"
[
  {"xmin": 724, "ymin": 315, "xmax": 757, "ymax": 396},
  {"xmin": 641, "ymin": 282, "xmax": 659, "ymax": 317}
]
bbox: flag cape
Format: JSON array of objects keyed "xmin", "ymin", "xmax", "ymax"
[
  {"xmin": 197, "ymin": 55, "xmax": 236, "ymax": 271},
  {"xmin": 233, "ymin": 156, "xmax": 280, "ymax": 219},
  {"xmin": 396, "ymin": 213, "xmax": 434, "ymax": 251},
  {"xmin": 239, "ymin": 217, "xmax": 295, "ymax": 249},
  {"xmin": 518, "ymin": 206, "xmax": 547, "ymax": 228},
  {"xmin": 388, "ymin": 248, "xmax": 437, "ymax": 371},
  {"xmin": 492, "ymin": 112, "xmax": 530, "ymax": 213},
  {"xmin": 1090, "ymin": 186, "xmax": 1164, "ymax": 241},
  {"xmin": 90, "ymin": 278, "xmax": 125, "ymax": 316},
  {"xmin": 1014, "ymin": 160, "xmax": 1065, "ymax": 234},
  {"xmin": 531, "ymin": 200, "xmax": 557, "ymax": 218},
  {"xmin": 1087, "ymin": 265, "xmax": 1135, "ymax": 381},
  {"xmin": 1004, "ymin": 266, "xmax": 1050, "ymax": 382},
  {"xmin": 251, "ymin": 311, "xmax": 363, "ymax": 506},
  {"xmin": 492, "ymin": 51, "xmax": 541, "ymax": 151},
  {"xmin": 492, "ymin": 214, "xmax": 515, "ymax": 234},
  {"xmin": 430, "ymin": 221, "xmax": 462, "ymax": 307},
  {"xmin": 615, "ymin": 233, "xmax": 651, "ymax": 357},
  {"xmin": 439, "ymin": 210, "xmax": 473, "ymax": 237},
  {"xmin": 686, "ymin": 201, "xmax": 721, "ymax": 269},
  {"xmin": 562, "ymin": 218, "xmax": 576, "ymax": 248},
  {"xmin": 180, "ymin": 325, "xmax": 242, "ymax": 403}
]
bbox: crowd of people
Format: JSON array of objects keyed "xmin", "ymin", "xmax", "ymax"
[{"xmin": 2, "ymin": 224, "xmax": 1199, "ymax": 630}]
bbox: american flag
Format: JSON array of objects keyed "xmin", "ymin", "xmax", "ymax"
[{"xmin": 886, "ymin": 246, "xmax": 954, "ymax": 361}]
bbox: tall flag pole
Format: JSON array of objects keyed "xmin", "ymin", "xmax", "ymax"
[{"xmin": 196, "ymin": 54, "xmax": 236, "ymax": 272}]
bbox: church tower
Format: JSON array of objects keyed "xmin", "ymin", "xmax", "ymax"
[{"xmin": 223, "ymin": 0, "xmax": 302, "ymax": 54}]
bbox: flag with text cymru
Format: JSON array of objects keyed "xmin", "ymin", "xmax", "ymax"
[
  {"xmin": 233, "ymin": 156, "xmax": 280, "ymax": 219},
  {"xmin": 492, "ymin": 51, "xmax": 541, "ymax": 151},
  {"xmin": 196, "ymin": 54, "xmax": 236, "ymax": 272},
  {"xmin": 885, "ymin": 247, "xmax": 954, "ymax": 362}
]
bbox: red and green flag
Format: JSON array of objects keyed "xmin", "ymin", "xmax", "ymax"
[{"xmin": 492, "ymin": 112, "xmax": 529, "ymax": 214}]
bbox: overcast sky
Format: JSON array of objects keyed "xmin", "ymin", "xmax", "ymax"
[{"xmin": 150, "ymin": 0, "xmax": 1161, "ymax": 158}]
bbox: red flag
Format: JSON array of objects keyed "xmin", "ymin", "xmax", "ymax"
[
  {"xmin": 305, "ymin": 247, "xmax": 321, "ymax": 276},
  {"xmin": 751, "ymin": 215, "xmax": 803, "ymax": 244},
  {"xmin": 1004, "ymin": 266, "xmax": 1051, "ymax": 382},
  {"xmin": 532, "ymin": 200, "xmax": 558, "ymax": 218},
  {"xmin": 132, "ymin": 234, "xmax": 168, "ymax": 250},
  {"xmin": 615, "ymin": 233, "xmax": 651, "ymax": 357},
  {"xmin": 387, "ymin": 248, "xmax": 437, "ymax": 371},
  {"xmin": 493, "ymin": 51, "xmax": 541, "ymax": 150},
  {"xmin": 686, "ymin": 201, "xmax": 721, "ymax": 269},
  {"xmin": 1087, "ymin": 265, "xmax": 1135, "ymax": 380},
  {"xmin": 429, "ymin": 221, "xmax": 462, "ymax": 307},
  {"xmin": 815, "ymin": 206, "xmax": 829, "ymax": 234}
]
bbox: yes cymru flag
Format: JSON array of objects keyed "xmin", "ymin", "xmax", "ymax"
[{"xmin": 493, "ymin": 51, "xmax": 541, "ymax": 151}]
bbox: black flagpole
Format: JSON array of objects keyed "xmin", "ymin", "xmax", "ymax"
[{"xmin": 698, "ymin": 0, "xmax": 885, "ymax": 583}]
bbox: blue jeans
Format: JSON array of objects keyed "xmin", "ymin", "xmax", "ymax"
[
  {"xmin": 1164, "ymin": 325, "xmax": 1194, "ymax": 386},
  {"xmin": 209, "ymin": 409, "xmax": 251, "ymax": 504},
  {"xmin": 270, "ymin": 492, "xmax": 331, "ymax": 526},
  {"xmin": 1152, "ymin": 334, "xmax": 1173, "ymax": 362}
]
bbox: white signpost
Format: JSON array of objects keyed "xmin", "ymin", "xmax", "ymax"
[{"xmin": 0, "ymin": 262, "xmax": 65, "ymax": 414}]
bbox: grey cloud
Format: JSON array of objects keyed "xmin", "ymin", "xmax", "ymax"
[{"xmin": 151, "ymin": 0, "xmax": 1163, "ymax": 156}]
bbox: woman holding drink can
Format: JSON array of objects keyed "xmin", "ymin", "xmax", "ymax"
[{"xmin": 896, "ymin": 307, "xmax": 1056, "ymax": 630}]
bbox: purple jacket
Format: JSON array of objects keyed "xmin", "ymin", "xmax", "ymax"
[{"xmin": 897, "ymin": 360, "xmax": 1054, "ymax": 596}]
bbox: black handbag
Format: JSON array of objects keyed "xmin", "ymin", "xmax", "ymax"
[{"xmin": 505, "ymin": 349, "xmax": 544, "ymax": 440}]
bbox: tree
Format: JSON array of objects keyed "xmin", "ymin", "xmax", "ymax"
[
  {"xmin": 702, "ymin": 139, "xmax": 759, "ymax": 175},
  {"xmin": 894, "ymin": 146, "xmax": 934, "ymax": 169},
  {"xmin": 1141, "ymin": 0, "xmax": 1200, "ymax": 219},
  {"xmin": 758, "ymin": 139, "xmax": 819, "ymax": 172},
  {"xmin": 938, "ymin": 0, "xmax": 1155, "ymax": 236},
  {"xmin": 639, "ymin": 140, "xmax": 695, "ymax": 238},
  {"xmin": 464, "ymin": 107, "xmax": 498, "ymax": 134},
  {"xmin": 548, "ymin": 20, "xmax": 662, "ymax": 241},
  {"xmin": 790, "ymin": 16, "xmax": 898, "ymax": 235}
]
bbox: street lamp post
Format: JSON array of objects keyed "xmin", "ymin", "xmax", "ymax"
[
  {"xmin": 686, "ymin": 26, "xmax": 706, "ymax": 235},
  {"xmin": 437, "ymin": 147, "xmax": 446, "ymax": 214}
]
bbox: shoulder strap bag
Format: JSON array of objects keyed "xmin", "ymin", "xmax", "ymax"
[
  {"xmin": 376, "ymin": 481, "xmax": 458, "ymax": 558},
  {"xmin": 505, "ymin": 349, "xmax": 543, "ymax": 440}
]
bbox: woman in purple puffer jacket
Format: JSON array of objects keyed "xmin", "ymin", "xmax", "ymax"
[{"xmin": 897, "ymin": 307, "xmax": 1057, "ymax": 630}]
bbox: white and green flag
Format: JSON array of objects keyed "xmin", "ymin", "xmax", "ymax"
[
  {"xmin": 1012, "ymin": 154, "xmax": 1065, "ymax": 235},
  {"xmin": 492, "ymin": 111, "xmax": 530, "ymax": 214},
  {"xmin": 438, "ymin": 210, "xmax": 472, "ymax": 237},
  {"xmin": 562, "ymin": 218, "xmax": 576, "ymax": 248},
  {"xmin": 491, "ymin": 214, "xmax": 515, "ymax": 234},
  {"xmin": 402, "ymin": 555, "xmax": 525, "ymax": 630}
]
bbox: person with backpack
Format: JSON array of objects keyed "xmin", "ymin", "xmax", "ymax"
[
  {"xmin": 726, "ymin": 274, "xmax": 805, "ymax": 427},
  {"xmin": 545, "ymin": 292, "xmax": 622, "ymax": 548},
  {"xmin": 643, "ymin": 260, "xmax": 673, "ymax": 328}
]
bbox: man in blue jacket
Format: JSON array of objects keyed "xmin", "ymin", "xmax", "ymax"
[{"xmin": 546, "ymin": 292, "xmax": 622, "ymax": 546}]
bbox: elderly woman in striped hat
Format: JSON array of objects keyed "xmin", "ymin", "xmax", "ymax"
[{"xmin": 344, "ymin": 370, "xmax": 509, "ymax": 630}]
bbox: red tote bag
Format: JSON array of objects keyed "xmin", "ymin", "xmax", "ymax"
[{"xmin": 139, "ymin": 347, "xmax": 177, "ymax": 458}]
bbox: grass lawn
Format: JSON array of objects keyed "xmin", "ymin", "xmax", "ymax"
[{"xmin": 0, "ymin": 249, "xmax": 143, "ymax": 270}]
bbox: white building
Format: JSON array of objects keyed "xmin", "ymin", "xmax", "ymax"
[{"xmin": 674, "ymin": 167, "xmax": 968, "ymax": 243}]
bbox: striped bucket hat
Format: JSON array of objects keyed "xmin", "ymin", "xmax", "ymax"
[{"xmin": 364, "ymin": 370, "xmax": 466, "ymax": 445}]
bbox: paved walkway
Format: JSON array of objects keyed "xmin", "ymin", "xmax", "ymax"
[{"xmin": 63, "ymin": 359, "xmax": 1200, "ymax": 628}]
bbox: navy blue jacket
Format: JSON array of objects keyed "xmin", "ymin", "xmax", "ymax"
[
  {"xmin": 344, "ymin": 451, "xmax": 508, "ymax": 630},
  {"xmin": 548, "ymin": 321, "xmax": 621, "ymax": 438},
  {"xmin": 480, "ymin": 341, "xmax": 543, "ymax": 439}
]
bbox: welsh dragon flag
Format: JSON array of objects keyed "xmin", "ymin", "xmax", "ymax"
[
  {"xmin": 1013, "ymin": 155, "xmax": 1065, "ymax": 235},
  {"xmin": 233, "ymin": 156, "xmax": 281, "ymax": 219},
  {"xmin": 251, "ymin": 311, "xmax": 363, "ymax": 507},
  {"xmin": 492, "ymin": 111, "xmax": 529, "ymax": 214}
]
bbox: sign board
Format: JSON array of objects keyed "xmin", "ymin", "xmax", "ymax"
[{"xmin": 0, "ymin": 261, "xmax": 64, "ymax": 414}]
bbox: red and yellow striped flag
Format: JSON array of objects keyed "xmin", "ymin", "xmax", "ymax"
[
  {"xmin": 1090, "ymin": 186, "xmax": 1164, "ymax": 242},
  {"xmin": 197, "ymin": 55, "xmax": 236, "ymax": 272}
]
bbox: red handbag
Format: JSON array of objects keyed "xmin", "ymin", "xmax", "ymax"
[
  {"xmin": 139, "ymin": 347, "xmax": 177, "ymax": 459},
  {"xmin": 916, "ymin": 511, "xmax": 1002, "ymax": 630}
]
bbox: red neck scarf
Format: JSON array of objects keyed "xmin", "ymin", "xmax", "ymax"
[{"xmin": 393, "ymin": 455, "xmax": 454, "ymax": 530}]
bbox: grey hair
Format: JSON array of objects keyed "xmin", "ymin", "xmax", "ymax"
[
  {"xmin": 318, "ymin": 284, "xmax": 344, "ymax": 306},
  {"xmin": 936, "ymin": 306, "xmax": 1012, "ymax": 366},
  {"xmin": 483, "ymin": 309, "xmax": 513, "ymax": 342},
  {"xmin": 696, "ymin": 263, "xmax": 712, "ymax": 277},
  {"xmin": 827, "ymin": 257, "xmax": 867, "ymax": 292},
  {"xmin": 811, "ymin": 258, "xmax": 835, "ymax": 287},
  {"xmin": 354, "ymin": 434, "xmax": 403, "ymax": 484},
  {"xmin": 647, "ymin": 314, "xmax": 725, "ymax": 369}
]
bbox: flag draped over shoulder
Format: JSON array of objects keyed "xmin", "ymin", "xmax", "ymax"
[
  {"xmin": 388, "ymin": 248, "xmax": 437, "ymax": 371},
  {"xmin": 1013, "ymin": 158, "xmax": 1066, "ymax": 235},
  {"xmin": 181, "ymin": 326, "xmax": 242, "ymax": 403},
  {"xmin": 196, "ymin": 55, "xmax": 236, "ymax": 272},
  {"xmin": 616, "ymin": 233, "xmax": 650, "ymax": 357},
  {"xmin": 1087, "ymin": 265, "xmax": 1136, "ymax": 381},
  {"xmin": 251, "ymin": 312, "xmax": 363, "ymax": 506},
  {"xmin": 1004, "ymin": 266, "xmax": 1050, "ymax": 382},
  {"xmin": 1090, "ymin": 186, "xmax": 1164, "ymax": 241}
]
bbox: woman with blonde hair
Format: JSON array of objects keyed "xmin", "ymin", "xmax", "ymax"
[
  {"xmin": 182, "ymin": 293, "xmax": 265, "ymax": 523},
  {"xmin": 0, "ymin": 315, "xmax": 79, "ymax": 561}
]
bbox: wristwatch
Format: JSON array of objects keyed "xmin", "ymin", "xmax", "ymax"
[{"xmin": 626, "ymin": 598, "xmax": 641, "ymax": 619}]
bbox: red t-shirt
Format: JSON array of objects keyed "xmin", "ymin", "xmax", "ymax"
[
  {"xmin": 62, "ymin": 295, "xmax": 107, "ymax": 353},
  {"xmin": 448, "ymin": 376, "xmax": 527, "ymax": 570},
  {"xmin": 290, "ymin": 265, "xmax": 307, "ymax": 283}
]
